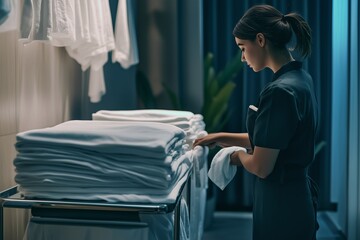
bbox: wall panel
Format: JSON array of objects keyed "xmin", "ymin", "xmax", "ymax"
[
  {"xmin": 1, "ymin": 24, "xmax": 82, "ymax": 240},
  {"xmin": 0, "ymin": 31, "xmax": 17, "ymax": 135}
]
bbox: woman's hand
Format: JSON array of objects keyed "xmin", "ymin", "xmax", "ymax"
[
  {"xmin": 193, "ymin": 133, "xmax": 221, "ymax": 149},
  {"xmin": 193, "ymin": 132, "xmax": 252, "ymax": 149}
]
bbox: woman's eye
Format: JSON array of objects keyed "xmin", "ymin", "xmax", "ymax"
[{"xmin": 240, "ymin": 48, "xmax": 245, "ymax": 52}]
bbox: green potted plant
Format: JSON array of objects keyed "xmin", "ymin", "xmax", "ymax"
[{"xmin": 202, "ymin": 51, "xmax": 242, "ymax": 133}]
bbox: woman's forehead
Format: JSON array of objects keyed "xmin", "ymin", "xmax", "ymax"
[{"xmin": 235, "ymin": 37, "xmax": 249, "ymax": 46}]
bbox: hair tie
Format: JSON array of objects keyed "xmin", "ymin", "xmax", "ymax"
[{"xmin": 282, "ymin": 14, "xmax": 286, "ymax": 21}]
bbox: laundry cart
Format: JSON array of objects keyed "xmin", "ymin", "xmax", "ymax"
[
  {"xmin": 0, "ymin": 169, "xmax": 191, "ymax": 240},
  {"xmin": 6, "ymin": 120, "xmax": 195, "ymax": 240}
]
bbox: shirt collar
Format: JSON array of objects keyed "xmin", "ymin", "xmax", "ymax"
[{"xmin": 272, "ymin": 61, "xmax": 303, "ymax": 81}]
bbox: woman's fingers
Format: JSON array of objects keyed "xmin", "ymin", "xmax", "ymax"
[
  {"xmin": 193, "ymin": 136, "xmax": 217, "ymax": 149},
  {"xmin": 193, "ymin": 138, "xmax": 203, "ymax": 146}
]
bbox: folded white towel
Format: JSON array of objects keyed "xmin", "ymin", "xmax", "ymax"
[
  {"xmin": 208, "ymin": 146, "xmax": 246, "ymax": 190},
  {"xmin": 16, "ymin": 120, "xmax": 185, "ymax": 157},
  {"xmin": 92, "ymin": 109, "xmax": 196, "ymax": 123},
  {"xmin": 18, "ymin": 160, "xmax": 192, "ymax": 203},
  {"xmin": 92, "ymin": 110, "xmax": 206, "ymax": 149}
]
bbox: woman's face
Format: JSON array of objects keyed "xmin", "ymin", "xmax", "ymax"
[{"xmin": 235, "ymin": 36, "xmax": 267, "ymax": 72}]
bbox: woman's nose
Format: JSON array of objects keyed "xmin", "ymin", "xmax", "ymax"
[{"xmin": 241, "ymin": 52, "xmax": 246, "ymax": 62}]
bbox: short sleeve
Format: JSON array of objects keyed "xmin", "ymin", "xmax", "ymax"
[{"xmin": 253, "ymin": 86, "xmax": 299, "ymax": 149}]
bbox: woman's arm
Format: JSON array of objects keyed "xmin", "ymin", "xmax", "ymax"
[
  {"xmin": 230, "ymin": 146, "xmax": 279, "ymax": 178},
  {"xmin": 193, "ymin": 132, "xmax": 252, "ymax": 149},
  {"xmin": 193, "ymin": 132, "xmax": 278, "ymax": 178}
]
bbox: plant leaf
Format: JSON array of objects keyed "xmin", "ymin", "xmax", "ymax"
[
  {"xmin": 203, "ymin": 81, "xmax": 236, "ymax": 131},
  {"xmin": 204, "ymin": 52, "xmax": 214, "ymax": 87},
  {"xmin": 214, "ymin": 108, "xmax": 235, "ymax": 133},
  {"xmin": 206, "ymin": 81, "xmax": 236, "ymax": 120},
  {"xmin": 205, "ymin": 67, "xmax": 216, "ymax": 102},
  {"xmin": 208, "ymin": 102, "xmax": 228, "ymax": 132},
  {"xmin": 207, "ymin": 74, "xmax": 219, "ymax": 104},
  {"xmin": 217, "ymin": 51, "xmax": 242, "ymax": 87}
]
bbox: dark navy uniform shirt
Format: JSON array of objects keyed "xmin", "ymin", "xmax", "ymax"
[{"xmin": 247, "ymin": 61, "xmax": 319, "ymax": 170}]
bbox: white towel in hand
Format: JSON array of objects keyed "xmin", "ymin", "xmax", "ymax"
[{"xmin": 208, "ymin": 146, "xmax": 246, "ymax": 190}]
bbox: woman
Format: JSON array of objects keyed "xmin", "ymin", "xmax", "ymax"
[{"xmin": 193, "ymin": 5, "xmax": 319, "ymax": 240}]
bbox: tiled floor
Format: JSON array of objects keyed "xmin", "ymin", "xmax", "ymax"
[{"xmin": 202, "ymin": 211, "xmax": 346, "ymax": 240}]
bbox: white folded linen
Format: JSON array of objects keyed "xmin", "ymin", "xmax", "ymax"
[
  {"xmin": 15, "ymin": 166, "xmax": 171, "ymax": 189},
  {"xmin": 14, "ymin": 119, "xmax": 194, "ymax": 204},
  {"xmin": 208, "ymin": 146, "xmax": 246, "ymax": 190},
  {"xmin": 18, "ymin": 157, "xmax": 192, "ymax": 203},
  {"xmin": 17, "ymin": 160, "xmax": 190, "ymax": 196},
  {"xmin": 92, "ymin": 110, "xmax": 206, "ymax": 148},
  {"xmin": 14, "ymin": 145, "xmax": 182, "ymax": 168},
  {"xmin": 15, "ymin": 154, "xmax": 180, "ymax": 180},
  {"xmin": 92, "ymin": 109, "xmax": 198, "ymax": 123},
  {"xmin": 16, "ymin": 120, "xmax": 185, "ymax": 157},
  {"xmin": 91, "ymin": 110, "xmax": 209, "ymax": 192},
  {"xmin": 15, "ymin": 151, "xmax": 191, "ymax": 190}
]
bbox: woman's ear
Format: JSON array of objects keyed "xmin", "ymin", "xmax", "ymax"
[{"xmin": 256, "ymin": 33, "xmax": 266, "ymax": 47}]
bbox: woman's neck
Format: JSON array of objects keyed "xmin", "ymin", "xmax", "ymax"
[{"xmin": 267, "ymin": 49, "xmax": 295, "ymax": 73}]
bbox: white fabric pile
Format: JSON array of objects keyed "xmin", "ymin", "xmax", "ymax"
[
  {"xmin": 92, "ymin": 109, "xmax": 208, "ymax": 240},
  {"xmin": 92, "ymin": 109, "xmax": 207, "ymax": 147},
  {"xmin": 14, "ymin": 120, "xmax": 192, "ymax": 203}
]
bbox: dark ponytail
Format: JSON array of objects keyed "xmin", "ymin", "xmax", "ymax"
[
  {"xmin": 283, "ymin": 13, "xmax": 312, "ymax": 57},
  {"xmin": 233, "ymin": 5, "xmax": 312, "ymax": 58}
]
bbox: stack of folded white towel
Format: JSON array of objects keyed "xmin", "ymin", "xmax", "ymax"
[
  {"xmin": 14, "ymin": 120, "xmax": 192, "ymax": 203},
  {"xmin": 92, "ymin": 109, "xmax": 207, "ymax": 147},
  {"xmin": 92, "ymin": 109, "xmax": 209, "ymax": 240}
]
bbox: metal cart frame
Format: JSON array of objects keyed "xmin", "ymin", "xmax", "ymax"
[{"xmin": 0, "ymin": 173, "xmax": 191, "ymax": 240}]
